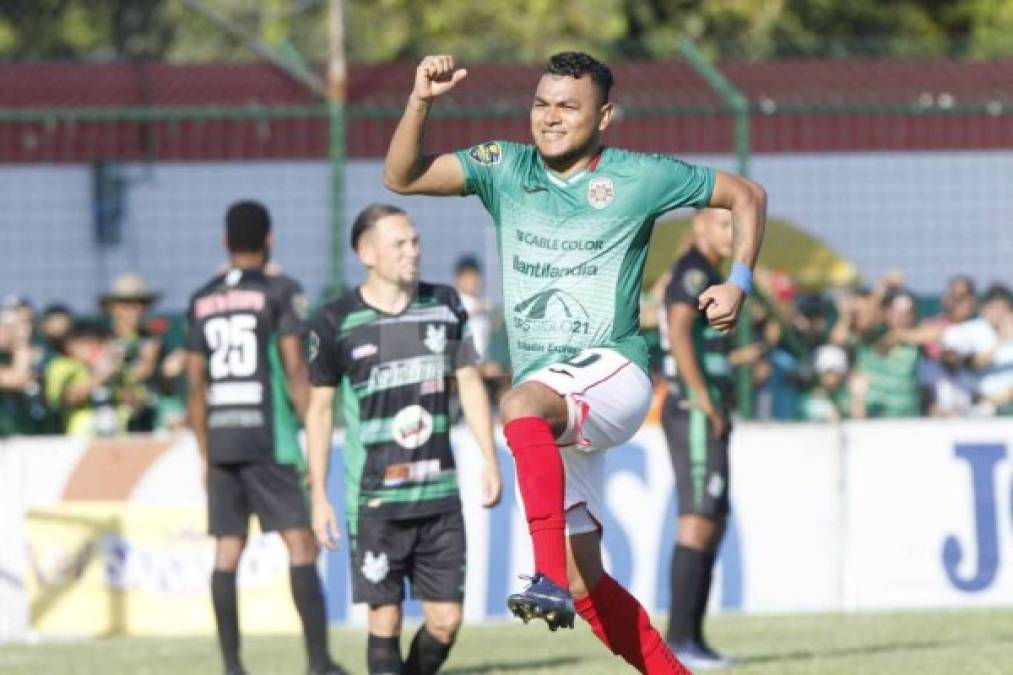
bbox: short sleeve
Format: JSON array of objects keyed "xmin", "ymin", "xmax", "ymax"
[
  {"xmin": 278, "ymin": 280, "xmax": 309, "ymax": 337},
  {"xmin": 642, "ymin": 154, "xmax": 715, "ymax": 216},
  {"xmin": 454, "ymin": 322, "xmax": 481, "ymax": 370},
  {"xmin": 184, "ymin": 300, "xmax": 206, "ymax": 354},
  {"xmin": 454, "ymin": 140, "xmax": 518, "ymax": 217},
  {"xmin": 665, "ymin": 260, "xmax": 710, "ymax": 307},
  {"xmin": 308, "ymin": 311, "xmax": 344, "ymax": 387},
  {"xmin": 442, "ymin": 287, "xmax": 480, "ymax": 370}
]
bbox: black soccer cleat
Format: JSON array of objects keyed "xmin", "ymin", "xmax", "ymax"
[{"xmin": 506, "ymin": 572, "xmax": 575, "ymax": 631}]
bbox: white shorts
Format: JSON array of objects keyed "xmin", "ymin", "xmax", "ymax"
[{"xmin": 525, "ymin": 347, "xmax": 652, "ymax": 535}]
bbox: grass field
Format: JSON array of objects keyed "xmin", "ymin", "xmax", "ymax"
[{"xmin": 3, "ymin": 608, "xmax": 1012, "ymax": 674}]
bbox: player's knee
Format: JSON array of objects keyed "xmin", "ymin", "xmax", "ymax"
[
  {"xmin": 568, "ymin": 561, "xmax": 605, "ymax": 600},
  {"xmin": 677, "ymin": 514, "xmax": 723, "ymax": 550},
  {"xmin": 500, "ymin": 384, "xmax": 566, "ymax": 430},
  {"xmin": 214, "ymin": 536, "xmax": 246, "ymax": 571},
  {"xmin": 368, "ymin": 604, "xmax": 402, "ymax": 636},
  {"xmin": 499, "ymin": 386, "xmax": 536, "ymax": 423},
  {"xmin": 283, "ymin": 528, "xmax": 319, "ymax": 565},
  {"xmin": 568, "ymin": 573, "xmax": 590, "ymax": 600},
  {"xmin": 425, "ymin": 608, "xmax": 462, "ymax": 644},
  {"xmin": 567, "ymin": 531, "xmax": 604, "ymax": 600}
]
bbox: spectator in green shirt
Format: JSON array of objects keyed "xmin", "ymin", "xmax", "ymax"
[
  {"xmin": 796, "ymin": 344, "xmax": 851, "ymax": 422},
  {"xmin": 99, "ymin": 273, "xmax": 163, "ymax": 431},
  {"xmin": 851, "ymin": 289, "xmax": 922, "ymax": 418},
  {"xmin": 45, "ymin": 320, "xmax": 123, "ymax": 436}
]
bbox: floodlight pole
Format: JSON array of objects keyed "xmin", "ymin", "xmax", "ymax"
[
  {"xmin": 327, "ymin": 0, "xmax": 347, "ymax": 298},
  {"xmin": 679, "ymin": 39, "xmax": 755, "ymax": 419}
]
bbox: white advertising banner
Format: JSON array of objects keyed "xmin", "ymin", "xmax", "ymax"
[
  {"xmin": 843, "ymin": 420, "xmax": 1013, "ymax": 610},
  {"xmin": 2, "ymin": 419, "xmax": 1012, "ymax": 642},
  {"xmin": 725, "ymin": 423, "xmax": 845, "ymax": 613}
]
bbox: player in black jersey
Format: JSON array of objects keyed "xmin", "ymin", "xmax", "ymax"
[
  {"xmin": 660, "ymin": 208, "xmax": 741, "ymax": 671},
  {"xmin": 185, "ymin": 201, "xmax": 346, "ymax": 675},
  {"xmin": 307, "ymin": 204, "xmax": 502, "ymax": 675}
]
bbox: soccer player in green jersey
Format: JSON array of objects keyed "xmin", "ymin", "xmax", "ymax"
[{"xmin": 384, "ymin": 52, "xmax": 766, "ymax": 674}]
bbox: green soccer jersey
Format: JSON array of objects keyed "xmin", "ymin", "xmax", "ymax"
[{"xmin": 456, "ymin": 141, "xmax": 715, "ymax": 382}]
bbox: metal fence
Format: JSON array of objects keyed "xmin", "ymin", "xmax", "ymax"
[{"xmin": 3, "ymin": 52, "xmax": 1012, "ymax": 415}]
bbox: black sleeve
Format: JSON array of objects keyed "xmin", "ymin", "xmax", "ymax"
[
  {"xmin": 184, "ymin": 297, "xmax": 206, "ymax": 354},
  {"xmin": 444, "ymin": 287, "xmax": 480, "ymax": 370},
  {"xmin": 308, "ymin": 309, "xmax": 345, "ymax": 387},
  {"xmin": 277, "ymin": 278, "xmax": 309, "ymax": 337},
  {"xmin": 665, "ymin": 259, "xmax": 710, "ymax": 307}
]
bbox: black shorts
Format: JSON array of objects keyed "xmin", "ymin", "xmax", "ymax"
[
  {"xmin": 207, "ymin": 461, "xmax": 310, "ymax": 537},
  {"xmin": 661, "ymin": 394, "xmax": 731, "ymax": 519},
  {"xmin": 350, "ymin": 510, "xmax": 466, "ymax": 606}
]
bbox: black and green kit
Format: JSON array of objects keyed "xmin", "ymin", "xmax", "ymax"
[
  {"xmin": 310, "ymin": 283, "xmax": 478, "ymax": 604},
  {"xmin": 309, "ymin": 282, "xmax": 479, "ymax": 524},
  {"xmin": 660, "ymin": 246, "xmax": 732, "ymax": 518},
  {"xmin": 186, "ymin": 267, "xmax": 310, "ymax": 536}
]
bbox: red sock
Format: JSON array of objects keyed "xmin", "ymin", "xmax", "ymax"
[
  {"xmin": 504, "ymin": 416, "xmax": 568, "ymax": 588},
  {"xmin": 575, "ymin": 574, "xmax": 689, "ymax": 675}
]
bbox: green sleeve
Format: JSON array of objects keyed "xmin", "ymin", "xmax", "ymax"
[
  {"xmin": 453, "ymin": 140, "xmax": 517, "ymax": 219},
  {"xmin": 642, "ymin": 153, "xmax": 716, "ymax": 216}
]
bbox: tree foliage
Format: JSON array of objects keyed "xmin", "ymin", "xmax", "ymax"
[{"xmin": 1, "ymin": 0, "xmax": 1012, "ymax": 63}]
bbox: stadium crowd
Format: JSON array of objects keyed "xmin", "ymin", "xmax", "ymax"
[{"xmin": 2, "ymin": 265, "xmax": 1011, "ymax": 438}]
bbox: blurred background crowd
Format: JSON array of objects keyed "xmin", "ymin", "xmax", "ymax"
[{"xmin": 4, "ymin": 251, "xmax": 1011, "ymax": 438}]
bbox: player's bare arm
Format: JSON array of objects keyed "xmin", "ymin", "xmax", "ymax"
[
  {"xmin": 698, "ymin": 171, "xmax": 768, "ymax": 332},
  {"xmin": 278, "ymin": 334, "xmax": 310, "ymax": 419},
  {"xmin": 668, "ymin": 303, "xmax": 727, "ymax": 438},
  {"xmin": 306, "ymin": 385, "xmax": 341, "ymax": 549},
  {"xmin": 383, "ymin": 55, "xmax": 468, "ymax": 196},
  {"xmin": 455, "ymin": 365, "xmax": 502, "ymax": 508},
  {"xmin": 184, "ymin": 351, "xmax": 210, "ymax": 486}
]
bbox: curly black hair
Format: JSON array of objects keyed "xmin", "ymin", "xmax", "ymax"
[
  {"xmin": 226, "ymin": 200, "xmax": 271, "ymax": 253},
  {"xmin": 545, "ymin": 51, "xmax": 613, "ymax": 103}
]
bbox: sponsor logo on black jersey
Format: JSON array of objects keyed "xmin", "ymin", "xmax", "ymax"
[
  {"xmin": 391, "ymin": 404, "xmax": 434, "ymax": 449},
  {"xmin": 351, "ymin": 343, "xmax": 378, "ymax": 360},
  {"xmin": 424, "ymin": 324, "xmax": 446, "ymax": 354}
]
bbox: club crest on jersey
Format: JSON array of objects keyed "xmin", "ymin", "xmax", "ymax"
[
  {"xmin": 392, "ymin": 404, "xmax": 434, "ymax": 449},
  {"xmin": 308, "ymin": 330, "xmax": 320, "ymax": 362},
  {"xmin": 291, "ymin": 293, "xmax": 309, "ymax": 321},
  {"xmin": 424, "ymin": 324, "xmax": 447, "ymax": 353},
  {"xmin": 361, "ymin": 551, "xmax": 389, "ymax": 584},
  {"xmin": 468, "ymin": 141, "xmax": 502, "ymax": 165},
  {"xmin": 587, "ymin": 177, "xmax": 615, "ymax": 209},
  {"xmin": 683, "ymin": 268, "xmax": 709, "ymax": 297}
]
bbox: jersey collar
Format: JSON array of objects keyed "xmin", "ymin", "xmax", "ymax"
[
  {"xmin": 356, "ymin": 284, "xmax": 416, "ymax": 318},
  {"xmin": 541, "ymin": 146, "xmax": 606, "ymax": 189}
]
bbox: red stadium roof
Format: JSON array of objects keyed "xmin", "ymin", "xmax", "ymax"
[{"xmin": 1, "ymin": 59, "xmax": 1012, "ymax": 161}]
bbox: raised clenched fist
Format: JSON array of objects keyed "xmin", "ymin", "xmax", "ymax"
[{"xmin": 413, "ymin": 54, "xmax": 468, "ymax": 101}]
